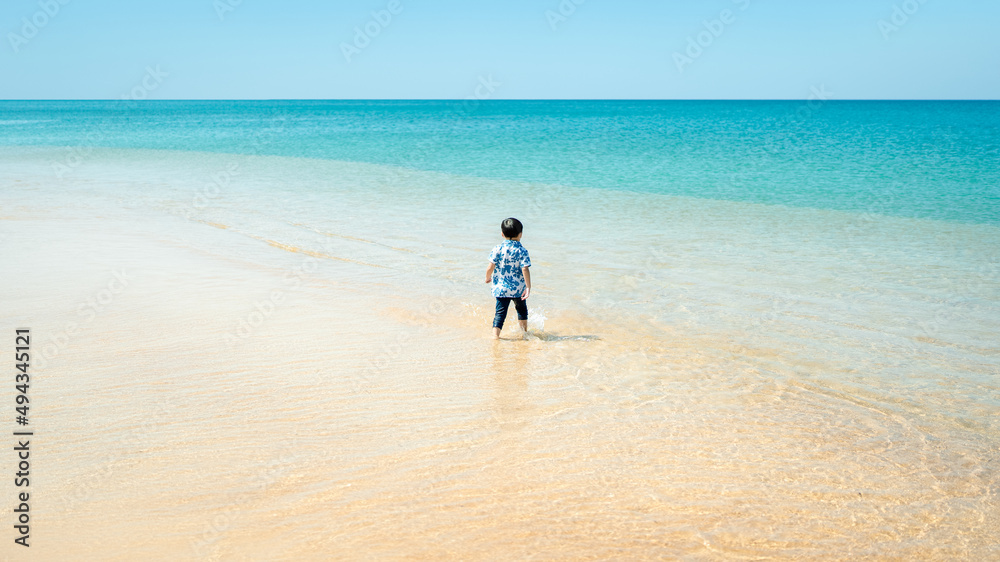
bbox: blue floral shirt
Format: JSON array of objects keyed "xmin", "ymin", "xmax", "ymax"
[{"xmin": 489, "ymin": 240, "xmax": 531, "ymax": 298}]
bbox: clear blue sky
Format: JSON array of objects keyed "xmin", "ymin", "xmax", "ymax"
[{"xmin": 1, "ymin": 0, "xmax": 997, "ymax": 99}]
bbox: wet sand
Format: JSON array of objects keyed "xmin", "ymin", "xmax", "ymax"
[{"xmin": 1, "ymin": 153, "xmax": 998, "ymax": 560}]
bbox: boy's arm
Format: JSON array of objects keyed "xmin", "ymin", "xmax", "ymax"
[
  {"xmin": 485, "ymin": 262, "xmax": 495, "ymax": 283},
  {"xmin": 522, "ymin": 267, "xmax": 531, "ymax": 299}
]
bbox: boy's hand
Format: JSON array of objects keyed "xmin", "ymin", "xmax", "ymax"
[{"xmin": 522, "ymin": 286, "xmax": 530, "ymax": 299}]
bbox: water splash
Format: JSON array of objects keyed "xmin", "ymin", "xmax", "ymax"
[{"xmin": 528, "ymin": 306, "xmax": 547, "ymax": 332}]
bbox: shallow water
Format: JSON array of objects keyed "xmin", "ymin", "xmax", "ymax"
[
  {"xmin": 3, "ymin": 100, "xmax": 1000, "ymax": 224},
  {"xmin": 1, "ymin": 142, "xmax": 998, "ymax": 559}
]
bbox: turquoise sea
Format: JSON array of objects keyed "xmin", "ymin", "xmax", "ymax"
[
  {"xmin": 1, "ymin": 100, "xmax": 998, "ymax": 557},
  {"xmin": 3, "ymin": 100, "xmax": 999, "ymax": 223}
]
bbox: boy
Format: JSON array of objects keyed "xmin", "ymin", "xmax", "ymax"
[{"xmin": 485, "ymin": 217, "xmax": 532, "ymax": 339}]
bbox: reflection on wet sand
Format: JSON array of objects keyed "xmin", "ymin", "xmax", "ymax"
[{"xmin": 489, "ymin": 340, "xmax": 530, "ymax": 432}]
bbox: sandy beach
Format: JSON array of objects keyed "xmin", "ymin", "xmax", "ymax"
[{"xmin": 2, "ymin": 144, "xmax": 997, "ymax": 559}]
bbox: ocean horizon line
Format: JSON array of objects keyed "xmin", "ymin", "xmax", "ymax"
[{"xmin": 2, "ymin": 98, "xmax": 998, "ymax": 103}]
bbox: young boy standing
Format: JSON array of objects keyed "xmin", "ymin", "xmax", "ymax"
[{"xmin": 485, "ymin": 218, "xmax": 532, "ymax": 339}]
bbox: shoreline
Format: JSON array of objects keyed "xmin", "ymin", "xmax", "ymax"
[{"xmin": 1, "ymin": 149, "xmax": 998, "ymax": 558}]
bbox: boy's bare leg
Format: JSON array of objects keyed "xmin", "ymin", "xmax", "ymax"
[
  {"xmin": 492, "ymin": 327, "xmax": 501, "ymax": 339},
  {"xmin": 518, "ymin": 320, "xmax": 528, "ymax": 333}
]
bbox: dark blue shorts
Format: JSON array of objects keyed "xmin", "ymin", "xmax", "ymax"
[{"xmin": 493, "ymin": 297, "xmax": 528, "ymax": 329}]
